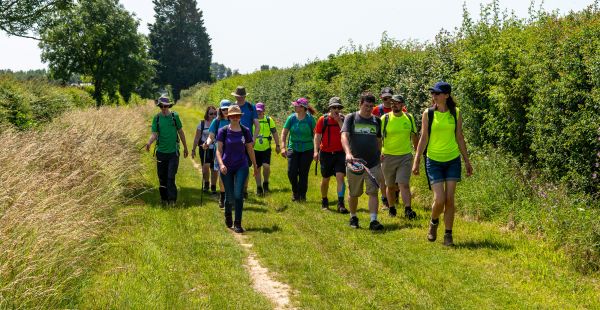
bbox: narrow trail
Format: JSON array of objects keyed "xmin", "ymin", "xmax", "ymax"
[{"xmin": 192, "ymin": 161, "xmax": 296, "ymax": 310}]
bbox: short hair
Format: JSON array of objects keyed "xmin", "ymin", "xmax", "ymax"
[{"xmin": 360, "ymin": 92, "xmax": 377, "ymax": 104}]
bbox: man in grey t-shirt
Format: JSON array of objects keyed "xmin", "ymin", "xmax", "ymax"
[{"xmin": 341, "ymin": 92, "xmax": 384, "ymax": 231}]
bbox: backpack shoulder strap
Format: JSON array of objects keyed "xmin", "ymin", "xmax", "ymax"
[
  {"xmin": 427, "ymin": 107, "xmax": 435, "ymax": 138},
  {"xmin": 321, "ymin": 115, "xmax": 329, "ymax": 135},
  {"xmin": 378, "ymin": 104, "xmax": 384, "ymax": 117},
  {"xmin": 383, "ymin": 114, "xmax": 389, "ymax": 139}
]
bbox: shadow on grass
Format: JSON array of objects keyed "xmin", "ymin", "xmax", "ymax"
[
  {"xmin": 246, "ymin": 224, "xmax": 281, "ymax": 234},
  {"xmin": 454, "ymin": 239, "xmax": 514, "ymax": 251},
  {"xmin": 135, "ymin": 185, "xmax": 207, "ymax": 209},
  {"xmin": 244, "ymin": 206, "xmax": 268, "ymax": 213},
  {"xmin": 274, "ymin": 205, "xmax": 288, "ymax": 213}
]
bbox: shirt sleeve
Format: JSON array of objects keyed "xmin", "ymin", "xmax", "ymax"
[
  {"xmin": 151, "ymin": 115, "xmax": 158, "ymax": 132},
  {"xmin": 209, "ymin": 119, "xmax": 218, "ymax": 134},
  {"xmin": 314, "ymin": 116, "xmax": 324, "ymax": 134},
  {"xmin": 283, "ymin": 115, "xmax": 293, "ymax": 129},
  {"xmin": 244, "ymin": 126, "xmax": 254, "ymax": 144},
  {"xmin": 341, "ymin": 113, "xmax": 352, "ymax": 133},
  {"xmin": 173, "ymin": 113, "xmax": 182, "ymax": 130},
  {"xmin": 216, "ymin": 127, "xmax": 226, "ymax": 143}
]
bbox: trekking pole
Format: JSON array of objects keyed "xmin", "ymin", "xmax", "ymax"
[
  {"xmin": 314, "ymin": 157, "xmax": 318, "ymax": 176},
  {"xmin": 200, "ymin": 147, "xmax": 207, "ymax": 207}
]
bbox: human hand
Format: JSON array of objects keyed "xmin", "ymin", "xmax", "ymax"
[
  {"xmin": 465, "ymin": 160, "xmax": 473, "ymax": 177},
  {"xmin": 313, "ymin": 151, "xmax": 319, "ymax": 161},
  {"xmin": 220, "ymin": 165, "xmax": 228, "ymax": 175},
  {"xmin": 183, "ymin": 148, "xmax": 189, "ymax": 158},
  {"xmin": 145, "ymin": 143, "xmax": 151, "ymax": 152}
]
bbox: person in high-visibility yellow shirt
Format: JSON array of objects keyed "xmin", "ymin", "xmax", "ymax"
[{"xmin": 253, "ymin": 102, "xmax": 281, "ymax": 195}]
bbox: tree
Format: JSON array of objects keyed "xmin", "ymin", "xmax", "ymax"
[
  {"xmin": 0, "ymin": 0, "xmax": 71, "ymax": 39},
  {"xmin": 39, "ymin": 0, "xmax": 154, "ymax": 106},
  {"xmin": 210, "ymin": 62, "xmax": 232, "ymax": 80},
  {"xmin": 149, "ymin": 0, "xmax": 212, "ymax": 101}
]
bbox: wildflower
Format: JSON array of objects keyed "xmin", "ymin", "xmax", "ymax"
[{"xmin": 593, "ymin": 173, "xmax": 598, "ymax": 179}]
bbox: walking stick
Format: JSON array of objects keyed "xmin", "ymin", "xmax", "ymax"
[{"xmin": 200, "ymin": 147, "xmax": 207, "ymax": 206}]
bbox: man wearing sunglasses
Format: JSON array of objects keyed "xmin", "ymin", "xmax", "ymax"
[
  {"xmin": 145, "ymin": 96, "xmax": 189, "ymax": 206},
  {"xmin": 314, "ymin": 97, "xmax": 348, "ymax": 213}
]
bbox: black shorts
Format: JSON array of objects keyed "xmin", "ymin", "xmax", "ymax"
[
  {"xmin": 198, "ymin": 148, "xmax": 215, "ymax": 165},
  {"xmin": 254, "ymin": 149, "xmax": 272, "ymax": 168},
  {"xmin": 319, "ymin": 151, "xmax": 346, "ymax": 178}
]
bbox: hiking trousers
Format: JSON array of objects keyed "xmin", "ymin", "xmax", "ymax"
[
  {"xmin": 287, "ymin": 150, "xmax": 313, "ymax": 199},
  {"xmin": 220, "ymin": 166, "xmax": 249, "ymax": 222},
  {"xmin": 156, "ymin": 151, "xmax": 179, "ymax": 202}
]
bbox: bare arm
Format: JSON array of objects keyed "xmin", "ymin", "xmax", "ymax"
[
  {"xmin": 216, "ymin": 141, "xmax": 226, "ymax": 174},
  {"xmin": 341, "ymin": 132, "xmax": 353, "ymax": 162},
  {"xmin": 246, "ymin": 142, "xmax": 258, "ymax": 176},
  {"xmin": 313, "ymin": 133, "xmax": 323, "ymax": 161},
  {"xmin": 280, "ymin": 128, "xmax": 289, "ymax": 157},
  {"xmin": 456, "ymin": 114, "xmax": 473, "ymax": 176},
  {"xmin": 145, "ymin": 132, "xmax": 158, "ymax": 151},
  {"xmin": 412, "ymin": 110, "xmax": 429, "ymax": 175},
  {"xmin": 177, "ymin": 128, "xmax": 189, "ymax": 158},
  {"xmin": 191, "ymin": 128, "xmax": 202, "ymax": 158},
  {"xmin": 253, "ymin": 118, "xmax": 260, "ymax": 138},
  {"xmin": 411, "ymin": 133, "xmax": 419, "ymax": 151}
]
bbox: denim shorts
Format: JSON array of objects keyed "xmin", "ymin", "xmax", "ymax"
[{"xmin": 426, "ymin": 156, "xmax": 461, "ymax": 184}]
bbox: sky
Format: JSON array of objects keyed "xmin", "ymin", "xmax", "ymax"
[{"xmin": 0, "ymin": 0, "xmax": 594, "ymax": 73}]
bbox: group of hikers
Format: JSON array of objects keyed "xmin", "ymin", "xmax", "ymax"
[{"xmin": 145, "ymin": 82, "xmax": 473, "ymax": 245}]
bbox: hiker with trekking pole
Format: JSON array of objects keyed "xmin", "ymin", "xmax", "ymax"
[
  {"xmin": 412, "ymin": 81, "xmax": 473, "ymax": 246},
  {"xmin": 380, "ymin": 94, "xmax": 419, "ymax": 219},
  {"xmin": 145, "ymin": 96, "xmax": 189, "ymax": 206},
  {"xmin": 341, "ymin": 92, "xmax": 385, "ymax": 230},
  {"xmin": 215, "ymin": 105, "xmax": 258, "ymax": 233},
  {"xmin": 203, "ymin": 100, "xmax": 232, "ymax": 209},
  {"xmin": 192, "ymin": 105, "xmax": 219, "ymax": 196},
  {"xmin": 280, "ymin": 97, "xmax": 317, "ymax": 202},
  {"xmin": 313, "ymin": 96, "xmax": 348, "ymax": 213}
]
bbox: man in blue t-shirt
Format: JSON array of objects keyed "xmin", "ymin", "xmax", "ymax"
[{"xmin": 231, "ymin": 86, "xmax": 260, "ymax": 198}]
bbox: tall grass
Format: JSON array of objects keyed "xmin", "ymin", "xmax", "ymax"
[{"xmin": 0, "ymin": 105, "xmax": 151, "ymax": 308}]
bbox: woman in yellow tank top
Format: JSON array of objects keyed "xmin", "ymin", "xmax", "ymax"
[{"xmin": 412, "ymin": 82, "xmax": 473, "ymax": 246}]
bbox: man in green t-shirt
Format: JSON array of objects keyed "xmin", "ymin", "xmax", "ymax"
[
  {"xmin": 145, "ymin": 96, "xmax": 189, "ymax": 205},
  {"xmin": 381, "ymin": 95, "xmax": 418, "ymax": 219},
  {"xmin": 253, "ymin": 102, "xmax": 281, "ymax": 195}
]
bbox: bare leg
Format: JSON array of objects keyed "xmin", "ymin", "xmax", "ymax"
[
  {"xmin": 444, "ymin": 181, "xmax": 457, "ymax": 230},
  {"xmin": 321, "ymin": 177, "xmax": 330, "ymax": 198},
  {"xmin": 398, "ymin": 183, "xmax": 411, "ymax": 207},
  {"xmin": 431, "ymin": 183, "xmax": 446, "ymax": 220}
]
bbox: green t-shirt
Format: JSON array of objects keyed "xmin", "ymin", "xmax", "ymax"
[
  {"xmin": 427, "ymin": 108, "xmax": 460, "ymax": 162},
  {"xmin": 381, "ymin": 112, "xmax": 417, "ymax": 156},
  {"xmin": 254, "ymin": 116, "xmax": 277, "ymax": 152},
  {"xmin": 283, "ymin": 114, "xmax": 316, "ymax": 152},
  {"xmin": 151, "ymin": 112, "xmax": 183, "ymax": 154}
]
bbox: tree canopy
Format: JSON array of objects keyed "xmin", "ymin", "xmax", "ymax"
[
  {"xmin": 39, "ymin": 0, "xmax": 154, "ymax": 106},
  {"xmin": 149, "ymin": 0, "xmax": 212, "ymax": 101},
  {"xmin": 0, "ymin": 0, "xmax": 71, "ymax": 39}
]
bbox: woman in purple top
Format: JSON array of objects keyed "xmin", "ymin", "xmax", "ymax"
[{"xmin": 216, "ymin": 105, "xmax": 258, "ymax": 233}]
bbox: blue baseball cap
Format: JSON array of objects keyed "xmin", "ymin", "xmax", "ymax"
[
  {"xmin": 219, "ymin": 99, "xmax": 232, "ymax": 109},
  {"xmin": 429, "ymin": 81, "xmax": 452, "ymax": 94}
]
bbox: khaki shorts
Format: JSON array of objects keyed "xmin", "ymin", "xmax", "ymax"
[
  {"xmin": 346, "ymin": 164, "xmax": 383, "ymax": 197},
  {"xmin": 382, "ymin": 153, "xmax": 413, "ymax": 186}
]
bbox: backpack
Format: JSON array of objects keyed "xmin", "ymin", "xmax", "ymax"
[
  {"xmin": 199, "ymin": 120, "xmax": 207, "ymax": 147},
  {"xmin": 221, "ymin": 124, "xmax": 251, "ymax": 153},
  {"xmin": 320, "ymin": 114, "xmax": 344, "ymax": 145},
  {"xmin": 261, "ymin": 116, "xmax": 274, "ymax": 141},
  {"xmin": 382, "ymin": 112, "xmax": 416, "ymax": 147},
  {"xmin": 377, "ymin": 104, "xmax": 385, "ymax": 117},
  {"xmin": 347, "ymin": 112, "xmax": 378, "ymax": 136},
  {"xmin": 155, "ymin": 112, "xmax": 180, "ymax": 155}
]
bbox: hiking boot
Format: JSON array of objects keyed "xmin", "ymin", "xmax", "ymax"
[
  {"xmin": 225, "ymin": 212, "xmax": 233, "ymax": 228},
  {"xmin": 349, "ymin": 216, "xmax": 360, "ymax": 229},
  {"xmin": 381, "ymin": 196, "xmax": 389, "ymax": 210},
  {"xmin": 404, "ymin": 208, "xmax": 417, "ymax": 220},
  {"xmin": 219, "ymin": 199, "xmax": 224, "ymax": 209},
  {"xmin": 257, "ymin": 186, "xmax": 264, "ymax": 197},
  {"xmin": 263, "ymin": 181, "xmax": 269, "ymax": 193},
  {"xmin": 427, "ymin": 221, "xmax": 439, "ymax": 242},
  {"xmin": 211, "ymin": 185, "xmax": 217, "ymax": 195},
  {"xmin": 369, "ymin": 220, "xmax": 384, "ymax": 231},
  {"xmin": 233, "ymin": 220, "xmax": 245, "ymax": 234},
  {"xmin": 321, "ymin": 198, "xmax": 329, "ymax": 210},
  {"xmin": 388, "ymin": 206, "xmax": 397, "ymax": 217},
  {"xmin": 298, "ymin": 194, "xmax": 307, "ymax": 202},
  {"xmin": 203, "ymin": 182, "xmax": 209, "ymax": 193},
  {"xmin": 292, "ymin": 193, "xmax": 299, "ymax": 202},
  {"xmin": 243, "ymin": 192, "xmax": 249, "ymax": 199},
  {"xmin": 443, "ymin": 233, "xmax": 454, "ymax": 246},
  {"xmin": 337, "ymin": 201, "xmax": 349, "ymax": 214}
]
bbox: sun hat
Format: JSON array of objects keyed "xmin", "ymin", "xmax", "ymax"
[
  {"xmin": 231, "ymin": 86, "xmax": 248, "ymax": 97},
  {"xmin": 156, "ymin": 96, "xmax": 173, "ymax": 107},
  {"xmin": 291, "ymin": 97, "xmax": 309, "ymax": 108},
  {"xmin": 328, "ymin": 97, "xmax": 343, "ymax": 108},
  {"xmin": 256, "ymin": 102, "xmax": 265, "ymax": 112},
  {"xmin": 429, "ymin": 81, "xmax": 452, "ymax": 94},
  {"xmin": 219, "ymin": 99, "xmax": 232, "ymax": 109},
  {"xmin": 391, "ymin": 94, "xmax": 405, "ymax": 103},
  {"xmin": 380, "ymin": 87, "xmax": 394, "ymax": 98},
  {"xmin": 227, "ymin": 105, "xmax": 243, "ymax": 116}
]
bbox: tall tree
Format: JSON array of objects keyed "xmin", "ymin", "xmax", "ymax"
[
  {"xmin": 39, "ymin": 0, "xmax": 154, "ymax": 106},
  {"xmin": 0, "ymin": 0, "xmax": 71, "ymax": 39},
  {"xmin": 149, "ymin": 0, "xmax": 212, "ymax": 101}
]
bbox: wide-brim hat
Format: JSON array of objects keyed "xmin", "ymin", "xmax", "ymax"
[
  {"xmin": 155, "ymin": 96, "xmax": 174, "ymax": 107},
  {"xmin": 227, "ymin": 105, "xmax": 243, "ymax": 116},
  {"xmin": 231, "ymin": 86, "xmax": 248, "ymax": 97},
  {"xmin": 328, "ymin": 96, "xmax": 343, "ymax": 108}
]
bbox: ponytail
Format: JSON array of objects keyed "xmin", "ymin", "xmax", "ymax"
[{"xmin": 447, "ymin": 95, "xmax": 457, "ymax": 117}]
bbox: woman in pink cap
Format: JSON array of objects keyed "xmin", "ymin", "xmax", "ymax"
[{"xmin": 280, "ymin": 98, "xmax": 317, "ymax": 202}]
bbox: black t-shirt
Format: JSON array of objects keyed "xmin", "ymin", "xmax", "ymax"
[{"xmin": 341, "ymin": 112, "xmax": 382, "ymax": 168}]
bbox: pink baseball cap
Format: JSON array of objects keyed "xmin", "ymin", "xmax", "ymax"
[
  {"xmin": 291, "ymin": 97, "xmax": 309, "ymax": 108},
  {"xmin": 256, "ymin": 102, "xmax": 265, "ymax": 111}
]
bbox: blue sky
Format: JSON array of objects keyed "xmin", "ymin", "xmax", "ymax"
[{"xmin": 0, "ymin": 0, "xmax": 594, "ymax": 73}]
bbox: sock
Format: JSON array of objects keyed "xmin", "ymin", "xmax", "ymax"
[
  {"xmin": 431, "ymin": 218, "xmax": 439, "ymax": 225},
  {"xmin": 405, "ymin": 206, "xmax": 412, "ymax": 211},
  {"xmin": 211, "ymin": 185, "xmax": 216, "ymax": 192},
  {"xmin": 338, "ymin": 182, "xmax": 346, "ymax": 197},
  {"xmin": 370, "ymin": 213, "xmax": 378, "ymax": 222},
  {"xmin": 204, "ymin": 182, "xmax": 209, "ymax": 189},
  {"xmin": 445, "ymin": 229, "xmax": 452, "ymax": 235},
  {"xmin": 322, "ymin": 197, "xmax": 328, "ymax": 203},
  {"xmin": 350, "ymin": 213, "xmax": 357, "ymax": 218},
  {"xmin": 220, "ymin": 192, "xmax": 225, "ymax": 202}
]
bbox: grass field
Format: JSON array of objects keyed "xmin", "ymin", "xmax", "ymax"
[{"xmin": 80, "ymin": 104, "xmax": 600, "ymax": 309}]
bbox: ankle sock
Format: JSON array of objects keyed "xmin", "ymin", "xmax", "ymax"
[
  {"xmin": 370, "ymin": 213, "xmax": 378, "ymax": 222},
  {"xmin": 350, "ymin": 212, "xmax": 357, "ymax": 218},
  {"xmin": 431, "ymin": 218, "xmax": 440, "ymax": 225}
]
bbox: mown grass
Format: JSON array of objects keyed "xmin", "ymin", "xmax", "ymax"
[
  {"xmin": 79, "ymin": 104, "xmax": 599, "ymax": 309},
  {"xmin": 0, "ymin": 105, "xmax": 149, "ymax": 308}
]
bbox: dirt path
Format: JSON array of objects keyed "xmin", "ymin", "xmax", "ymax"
[{"xmin": 192, "ymin": 160, "xmax": 296, "ymax": 309}]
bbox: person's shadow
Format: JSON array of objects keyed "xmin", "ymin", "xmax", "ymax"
[
  {"xmin": 245, "ymin": 224, "xmax": 281, "ymax": 234},
  {"xmin": 453, "ymin": 239, "xmax": 514, "ymax": 251},
  {"xmin": 135, "ymin": 185, "xmax": 206, "ymax": 209}
]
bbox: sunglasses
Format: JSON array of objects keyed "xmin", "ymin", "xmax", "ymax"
[
  {"xmin": 229, "ymin": 115, "xmax": 241, "ymax": 119},
  {"xmin": 208, "ymin": 112, "xmax": 217, "ymax": 116},
  {"xmin": 160, "ymin": 105, "xmax": 172, "ymax": 108},
  {"xmin": 430, "ymin": 92, "xmax": 441, "ymax": 96},
  {"xmin": 382, "ymin": 97, "xmax": 392, "ymax": 101}
]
